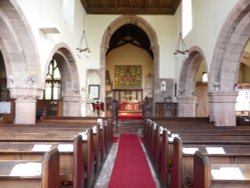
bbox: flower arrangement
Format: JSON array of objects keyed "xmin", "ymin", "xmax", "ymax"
[
  {"xmin": 164, "ymin": 95, "xmax": 172, "ymax": 103},
  {"xmin": 87, "ymin": 94, "xmax": 95, "ymax": 103}
]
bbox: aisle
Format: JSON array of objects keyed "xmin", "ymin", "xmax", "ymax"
[{"xmin": 108, "ymin": 134, "xmax": 156, "ymax": 188}]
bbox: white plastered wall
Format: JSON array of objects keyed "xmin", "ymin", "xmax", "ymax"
[
  {"xmin": 181, "ymin": 0, "xmax": 238, "ymax": 72},
  {"xmin": 14, "ymin": 0, "xmax": 239, "ymax": 87},
  {"xmin": 85, "ymin": 15, "xmax": 177, "ymax": 78},
  {"xmin": 14, "ymin": 0, "xmax": 87, "ymax": 86},
  {"xmin": 13, "ymin": 0, "xmax": 240, "ymax": 116}
]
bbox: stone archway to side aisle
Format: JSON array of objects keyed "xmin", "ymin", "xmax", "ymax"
[
  {"xmin": 209, "ymin": 0, "xmax": 250, "ymax": 126},
  {"xmin": 45, "ymin": 44, "xmax": 81, "ymax": 116},
  {"xmin": 0, "ymin": 0, "xmax": 41, "ymax": 124},
  {"xmin": 178, "ymin": 46, "xmax": 207, "ymax": 117}
]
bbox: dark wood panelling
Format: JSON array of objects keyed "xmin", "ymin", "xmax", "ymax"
[{"xmin": 81, "ymin": 0, "xmax": 181, "ymax": 15}]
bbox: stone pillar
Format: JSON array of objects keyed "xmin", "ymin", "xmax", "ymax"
[
  {"xmin": 208, "ymin": 91, "xmax": 238, "ymax": 126},
  {"xmin": 15, "ymin": 98, "xmax": 36, "ymax": 124},
  {"xmin": 177, "ymin": 96, "xmax": 197, "ymax": 117},
  {"xmin": 10, "ymin": 88, "xmax": 42, "ymax": 124},
  {"xmin": 63, "ymin": 95, "xmax": 81, "ymax": 116}
]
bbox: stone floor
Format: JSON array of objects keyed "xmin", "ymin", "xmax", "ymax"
[{"xmin": 93, "ymin": 119, "xmax": 160, "ymax": 188}]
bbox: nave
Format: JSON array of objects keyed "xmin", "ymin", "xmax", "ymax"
[
  {"xmin": 2, "ymin": 116, "xmax": 250, "ymax": 188},
  {"xmin": 93, "ymin": 120, "xmax": 160, "ymax": 188}
]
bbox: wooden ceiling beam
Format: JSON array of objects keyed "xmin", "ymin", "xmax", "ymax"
[
  {"xmin": 85, "ymin": 6, "xmax": 175, "ymax": 15},
  {"xmin": 81, "ymin": 0, "xmax": 180, "ymax": 15}
]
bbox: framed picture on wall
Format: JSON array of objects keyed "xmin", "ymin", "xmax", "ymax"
[{"xmin": 89, "ymin": 84, "xmax": 100, "ymax": 100}]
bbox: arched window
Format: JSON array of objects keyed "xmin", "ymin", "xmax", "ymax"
[
  {"xmin": 202, "ymin": 72, "xmax": 208, "ymax": 83},
  {"xmin": 42, "ymin": 59, "xmax": 61, "ymax": 100}
]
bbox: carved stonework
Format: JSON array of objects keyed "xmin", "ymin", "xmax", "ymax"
[
  {"xmin": 9, "ymin": 87, "xmax": 43, "ymax": 100},
  {"xmin": 208, "ymin": 91, "xmax": 238, "ymax": 126}
]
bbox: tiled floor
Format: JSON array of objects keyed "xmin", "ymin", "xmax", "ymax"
[{"xmin": 93, "ymin": 120, "xmax": 160, "ymax": 188}]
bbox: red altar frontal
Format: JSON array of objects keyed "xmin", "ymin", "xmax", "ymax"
[
  {"xmin": 117, "ymin": 101, "xmax": 143, "ymax": 120},
  {"xmin": 112, "ymin": 89, "xmax": 144, "ymax": 120}
]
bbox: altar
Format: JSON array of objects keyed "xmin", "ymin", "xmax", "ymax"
[
  {"xmin": 113, "ymin": 89, "xmax": 143, "ymax": 120},
  {"xmin": 118, "ymin": 101, "xmax": 143, "ymax": 120}
]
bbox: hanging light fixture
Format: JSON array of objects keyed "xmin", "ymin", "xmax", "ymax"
[
  {"xmin": 76, "ymin": 30, "xmax": 91, "ymax": 59},
  {"xmin": 173, "ymin": 32, "xmax": 189, "ymax": 57}
]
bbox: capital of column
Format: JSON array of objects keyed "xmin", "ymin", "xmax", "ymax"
[
  {"xmin": 177, "ymin": 96, "xmax": 197, "ymax": 104},
  {"xmin": 208, "ymin": 90, "xmax": 238, "ymax": 103},
  {"xmin": 9, "ymin": 87, "xmax": 43, "ymax": 100},
  {"xmin": 63, "ymin": 95, "xmax": 81, "ymax": 102}
]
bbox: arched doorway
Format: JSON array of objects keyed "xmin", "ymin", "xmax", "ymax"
[
  {"xmin": 101, "ymin": 15, "xmax": 159, "ymax": 119},
  {"xmin": 209, "ymin": 0, "xmax": 250, "ymax": 126}
]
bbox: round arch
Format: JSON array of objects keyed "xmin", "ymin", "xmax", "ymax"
[
  {"xmin": 210, "ymin": 0, "xmax": 250, "ymax": 91},
  {"xmin": 43, "ymin": 43, "xmax": 81, "ymax": 116},
  {"xmin": 100, "ymin": 15, "xmax": 159, "ymax": 108},
  {"xmin": 178, "ymin": 46, "xmax": 208, "ymax": 117},
  {"xmin": 0, "ymin": 0, "xmax": 41, "ymax": 124},
  {"xmin": 209, "ymin": 0, "xmax": 250, "ymax": 126},
  {"xmin": 0, "ymin": 0, "xmax": 41, "ymax": 89},
  {"xmin": 179, "ymin": 46, "xmax": 207, "ymax": 96}
]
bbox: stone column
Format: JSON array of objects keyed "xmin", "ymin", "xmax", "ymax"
[
  {"xmin": 15, "ymin": 98, "xmax": 37, "ymax": 124},
  {"xmin": 177, "ymin": 96, "xmax": 197, "ymax": 117},
  {"xmin": 208, "ymin": 91, "xmax": 238, "ymax": 126},
  {"xmin": 63, "ymin": 95, "xmax": 81, "ymax": 116},
  {"xmin": 10, "ymin": 88, "xmax": 42, "ymax": 124}
]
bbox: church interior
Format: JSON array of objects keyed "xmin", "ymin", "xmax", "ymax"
[{"xmin": 0, "ymin": 0, "xmax": 250, "ymax": 188}]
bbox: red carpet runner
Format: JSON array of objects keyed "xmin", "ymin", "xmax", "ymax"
[{"xmin": 108, "ymin": 134, "xmax": 155, "ymax": 188}]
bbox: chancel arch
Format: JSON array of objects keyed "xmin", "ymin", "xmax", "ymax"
[{"xmin": 101, "ymin": 15, "xmax": 159, "ymax": 118}]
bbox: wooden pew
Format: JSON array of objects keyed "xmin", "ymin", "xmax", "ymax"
[
  {"xmin": 144, "ymin": 121, "xmax": 250, "ymax": 188},
  {"xmin": 37, "ymin": 116, "xmax": 113, "ymax": 161},
  {"xmin": 0, "ymin": 135, "xmax": 83, "ymax": 188},
  {"xmin": 167, "ymin": 135, "xmax": 250, "ymax": 188},
  {"xmin": 193, "ymin": 151, "xmax": 250, "ymax": 188},
  {"xmin": 1, "ymin": 123, "xmax": 102, "ymax": 175},
  {"xmin": 149, "ymin": 117, "xmax": 210, "ymax": 124},
  {"xmin": 171, "ymin": 137, "xmax": 250, "ymax": 188},
  {"xmin": 0, "ymin": 148, "xmax": 59, "ymax": 188},
  {"xmin": 0, "ymin": 129, "xmax": 93, "ymax": 188}
]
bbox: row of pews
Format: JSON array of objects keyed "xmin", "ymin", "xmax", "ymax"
[
  {"xmin": 144, "ymin": 117, "xmax": 250, "ymax": 188},
  {"xmin": 0, "ymin": 116, "xmax": 114, "ymax": 188}
]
